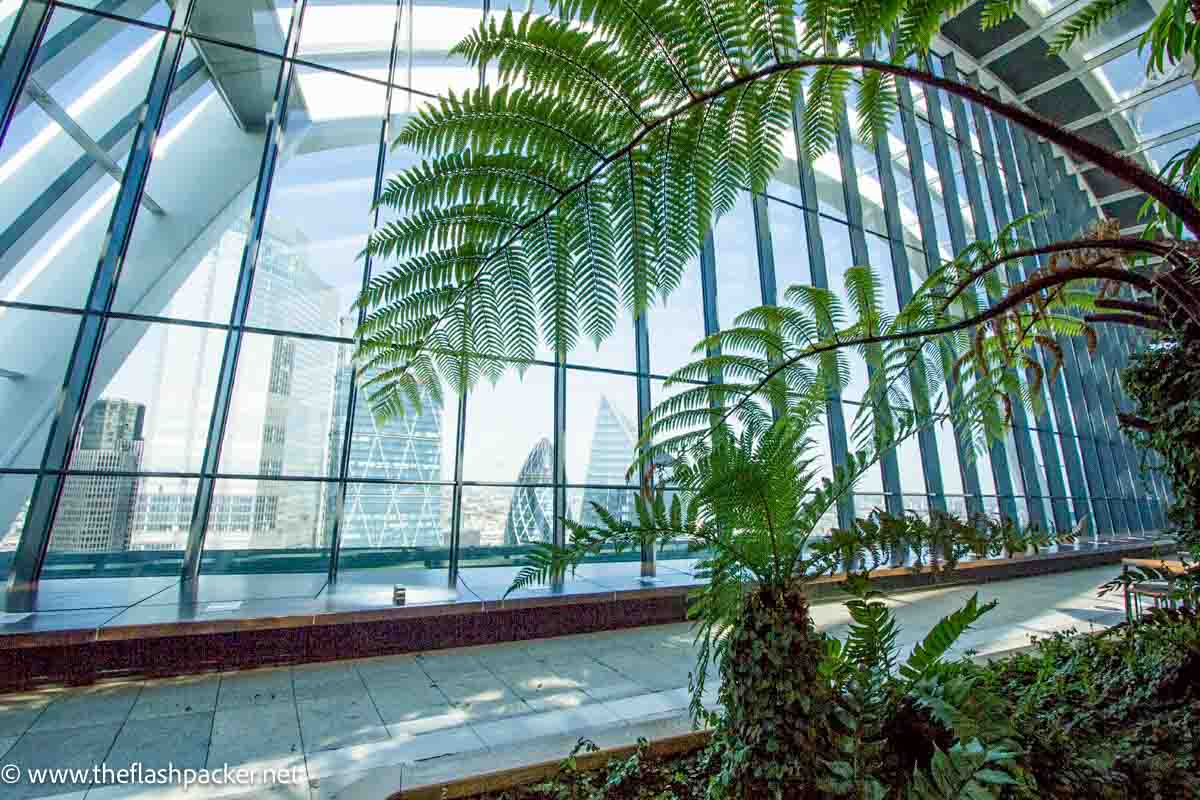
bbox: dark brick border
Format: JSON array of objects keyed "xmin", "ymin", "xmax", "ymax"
[{"xmin": 0, "ymin": 541, "xmax": 1168, "ymax": 692}]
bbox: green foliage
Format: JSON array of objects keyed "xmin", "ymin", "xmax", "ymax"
[
  {"xmin": 904, "ymin": 740, "xmax": 1021, "ymax": 799},
  {"xmin": 1048, "ymin": 0, "xmax": 1130, "ymax": 54},
  {"xmin": 1120, "ymin": 340, "xmax": 1200, "ymax": 547}
]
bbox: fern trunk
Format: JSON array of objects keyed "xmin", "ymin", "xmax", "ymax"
[{"xmin": 709, "ymin": 582, "xmax": 834, "ymax": 799}]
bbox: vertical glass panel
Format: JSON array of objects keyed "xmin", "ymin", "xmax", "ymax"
[
  {"xmin": 812, "ymin": 151, "xmax": 847, "ymax": 220},
  {"xmin": 768, "ymin": 123, "xmax": 805, "ymax": 207},
  {"xmin": 219, "ymin": 333, "xmax": 348, "ymax": 478},
  {"xmin": 458, "ymin": 484, "xmax": 550, "ymax": 562},
  {"xmin": 247, "ymin": 66, "xmax": 388, "ymax": 337},
  {"xmin": 713, "ymin": 193, "xmax": 763, "ymax": 327},
  {"xmin": 895, "ymin": 434, "xmax": 925, "ymax": 496},
  {"xmin": 818, "ymin": 217, "xmax": 869, "ymax": 400},
  {"xmin": 0, "ymin": 474, "xmax": 35, "ymax": 582},
  {"xmin": 565, "ymin": 369, "xmax": 639, "ymax": 488},
  {"xmin": 0, "ymin": 7, "xmax": 164, "ymax": 311},
  {"xmin": 767, "ymin": 198, "xmax": 811, "ymax": 291},
  {"xmin": 0, "ymin": 309, "xmax": 79, "ymax": 470},
  {"xmin": 933, "ymin": 420, "xmax": 965, "ymax": 496},
  {"xmin": 48, "ymin": 471, "xmax": 145, "ymax": 555},
  {"xmin": 461, "ymin": 364, "xmax": 553, "ymax": 482},
  {"xmin": 201, "ymin": 477, "xmax": 334, "ymax": 562},
  {"xmin": 113, "ymin": 41, "xmax": 278, "ymax": 322},
  {"xmin": 339, "ymin": 481, "xmax": 453, "ymax": 555},
  {"xmin": 646, "ymin": 256, "xmax": 706, "ymax": 377},
  {"xmin": 61, "ymin": 1, "xmax": 171, "ymax": 27},
  {"xmin": 346, "ymin": 378, "xmax": 459, "ymax": 483},
  {"xmin": 297, "ymin": 0, "xmax": 400, "ymax": 79},
  {"xmin": 649, "ymin": 377, "xmax": 714, "ymax": 458},
  {"xmin": 75, "ymin": 320, "xmax": 225, "ymax": 473},
  {"xmin": 188, "ymin": 0, "xmax": 295, "ymax": 55}
]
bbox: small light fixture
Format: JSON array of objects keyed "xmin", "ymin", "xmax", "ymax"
[{"xmin": 393, "ymin": 585, "xmax": 407, "ymax": 606}]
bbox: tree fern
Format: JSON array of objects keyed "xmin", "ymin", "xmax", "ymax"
[{"xmin": 1048, "ymin": 0, "xmax": 1130, "ymax": 54}]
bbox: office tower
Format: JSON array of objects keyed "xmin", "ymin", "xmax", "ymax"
[
  {"xmin": 503, "ymin": 437, "xmax": 555, "ymax": 545},
  {"xmin": 50, "ymin": 399, "xmax": 145, "ymax": 552},
  {"xmin": 580, "ymin": 396, "xmax": 638, "ymax": 527}
]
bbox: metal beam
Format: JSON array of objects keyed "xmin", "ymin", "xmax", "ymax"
[
  {"xmin": 181, "ymin": 0, "xmax": 308, "ymax": 582},
  {"xmin": 23, "ymin": 78, "xmax": 165, "ymax": 216},
  {"xmin": 0, "ymin": 0, "xmax": 52, "ymax": 150}
]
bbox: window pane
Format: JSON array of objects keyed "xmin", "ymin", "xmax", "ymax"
[
  {"xmin": 646, "ymin": 255, "xmax": 706, "ymax": 377},
  {"xmin": 768, "ymin": 198, "xmax": 812, "ymax": 291},
  {"xmin": 565, "ymin": 370, "xmax": 639, "ymax": 488},
  {"xmin": 345, "ymin": 376, "xmax": 459, "ymax": 483},
  {"xmin": 201, "ymin": 477, "xmax": 335, "ymax": 558},
  {"xmin": 247, "ymin": 67, "xmax": 388, "ymax": 337},
  {"xmin": 219, "ymin": 333, "xmax": 348, "ymax": 479},
  {"xmin": 339, "ymin": 481, "xmax": 452, "ymax": 553},
  {"xmin": 0, "ymin": 6, "xmax": 164, "ymax": 311},
  {"xmin": 713, "ymin": 193, "xmax": 763, "ymax": 327},
  {"xmin": 459, "ymin": 483, "xmax": 551, "ymax": 558},
  {"xmin": 462, "ymin": 365, "xmax": 553, "ymax": 482},
  {"xmin": 76, "ymin": 320, "xmax": 225, "ymax": 473},
  {"xmin": 297, "ymin": 0, "xmax": 400, "ymax": 80}
]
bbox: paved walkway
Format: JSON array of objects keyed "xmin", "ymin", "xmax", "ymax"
[{"xmin": 0, "ymin": 566, "xmax": 1127, "ymax": 800}]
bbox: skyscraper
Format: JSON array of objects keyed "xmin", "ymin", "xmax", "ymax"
[
  {"xmin": 50, "ymin": 399, "xmax": 145, "ymax": 552},
  {"xmin": 580, "ymin": 396, "xmax": 638, "ymax": 527},
  {"xmin": 325, "ymin": 318, "xmax": 449, "ymax": 549},
  {"xmin": 503, "ymin": 437, "xmax": 555, "ymax": 545}
]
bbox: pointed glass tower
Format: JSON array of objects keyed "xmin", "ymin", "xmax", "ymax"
[{"xmin": 580, "ymin": 396, "xmax": 638, "ymax": 527}]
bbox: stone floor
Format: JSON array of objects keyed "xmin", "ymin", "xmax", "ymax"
[{"xmin": 0, "ymin": 566, "xmax": 1128, "ymax": 800}]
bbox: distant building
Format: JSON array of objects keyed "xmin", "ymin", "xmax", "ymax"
[
  {"xmin": 325, "ymin": 318, "xmax": 449, "ymax": 549},
  {"xmin": 50, "ymin": 399, "xmax": 145, "ymax": 552},
  {"xmin": 503, "ymin": 437, "xmax": 555, "ymax": 545},
  {"xmin": 579, "ymin": 396, "xmax": 638, "ymax": 527}
]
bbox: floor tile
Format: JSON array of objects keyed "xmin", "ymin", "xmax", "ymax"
[
  {"xmin": 0, "ymin": 722, "xmax": 120, "ymax": 799},
  {"xmin": 0, "ymin": 736, "xmax": 15, "ymax": 759},
  {"xmin": 208, "ymin": 703, "xmax": 303, "ymax": 767},
  {"xmin": 452, "ymin": 698, "xmax": 534, "ymax": 724},
  {"xmin": 383, "ymin": 706, "xmax": 470, "ymax": 737},
  {"xmin": 367, "ymin": 689, "xmax": 451, "ymax": 726},
  {"xmin": 469, "ymin": 703, "xmax": 622, "ymax": 749},
  {"xmin": 216, "ymin": 669, "xmax": 293, "ymax": 709},
  {"xmin": 100, "ymin": 712, "xmax": 213, "ymax": 778},
  {"xmin": 433, "ymin": 677, "xmax": 513, "ymax": 706},
  {"xmin": 580, "ymin": 680, "xmax": 648, "ymax": 702},
  {"xmin": 0, "ymin": 694, "xmax": 52, "ymax": 738},
  {"xmin": 601, "ymin": 689, "xmax": 691, "ymax": 722},
  {"xmin": 296, "ymin": 694, "xmax": 387, "ymax": 754},
  {"xmin": 30, "ymin": 684, "xmax": 141, "ymax": 733},
  {"xmin": 523, "ymin": 690, "xmax": 591, "ymax": 712},
  {"xmin": 351, "ymin": 656, "xmax": 426, "ymax": 687},
  {"xmin": 306, "ymin": 724, "xmax": 485, "ymax": 780},
  {"xmin": 129, "ymin": 676, "xmax": 220, "ymax": 720},
  {"xmin": 290, "ymin": 664, "xmax": 361, "ymax": 695}
]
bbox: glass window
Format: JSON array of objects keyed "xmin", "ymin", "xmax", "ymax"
[
  {"xmin": 347, "ymin": 377, "xmax": 459, "ymax": 483},
  {"xmin": 111, "ymin": 40, "xmax": 276, "ymax": 321},
  {"xmin": 713, "ymin": 193, "xmax": 763, "ymax": 327},
  {"xmin": 199, "ymin": 477, "xmax": 335, "ymax": 558},
  {"xmin": 247, "ymin": 66, "xmax": 389, "ymax": 338},
  {"xmin": 296, "ymin": 0, "xmax": 400, "ymax": 80},
  {"xmin": 818, "ymin": 217, "xmax": 869, "ymax": 400},
  {"xmin": 219, "ymin": 333, "xmax": 349, "ymax": 479},
  {"xmin": 1122, "ymin": 84, "xmax": 1200, "ymax": 144},
  {"xmin": 77, "ymin": 320, "xmax": 225, "ymax": 474},
  {"xmin": 338, "ymin": 481, "xmax": 453, "ymax": 553},
  {"xmin": 0, "ymin": 7, "xmax": 164, "ymax": 312},
  {"xmin": 459, "ymin": 484, "xmax": 552, "ymax": 558},
  {"xmin": 646, "ymin": 255, "xmax": 706, "ymax": 377},
  {"xmin": 461, "ymin": 364, "xmax": 554, "ymax": 482},
  {"xmin": 768, "ymin": 198, "xmax": 812, "ymax": 291},
  {"xmin": 565, "ymin": 370, "xmax": 639, "ymax": 488},
  {"xmin": 0, "ymin": 474, "xmax": 36, "ymax": 581}
]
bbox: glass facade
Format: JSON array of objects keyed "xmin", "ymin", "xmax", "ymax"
[{"xmin": 0, "ymin": 0, "xmax": 1167, "ymax": 587}]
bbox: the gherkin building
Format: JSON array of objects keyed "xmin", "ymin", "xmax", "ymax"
[{"xmin": 503, "ymin": 437, "xmax": 555, "ymax": 546}]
